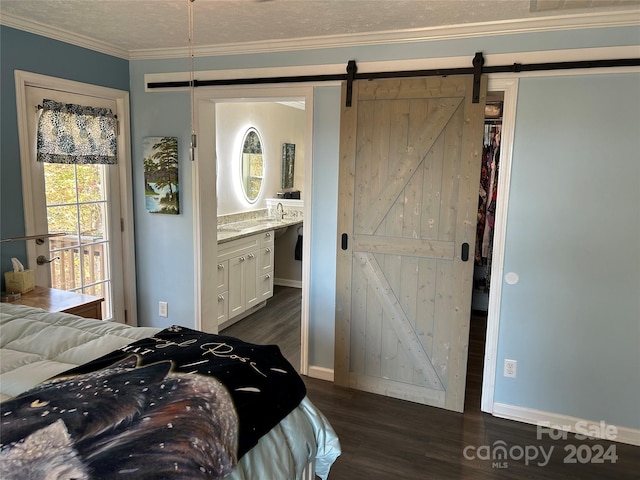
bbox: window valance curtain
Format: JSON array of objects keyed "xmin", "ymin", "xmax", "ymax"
[{"xmin": 37, "ymin": 99, "xmax": 117, "ymax": 165}]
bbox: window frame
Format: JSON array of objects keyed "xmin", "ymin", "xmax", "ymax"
[{"xmin": 15, "ymin": 70, "xmax": 138, "ymax": 325}]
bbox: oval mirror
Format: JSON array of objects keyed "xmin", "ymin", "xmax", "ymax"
[{"xmin": 240, "ymin": 127, "xmax": 264, "ymax": 203}]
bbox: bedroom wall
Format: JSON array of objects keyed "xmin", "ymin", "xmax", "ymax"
[
  {"xmin": 127, "ymin": 62, "xmax": 196, "ymax": 330},
  {"xmin": 2, "ymin": 21, "xmax": 638, "ymax": 434},
  {"xmin": 308, "ymin": 86, "xmax": 341, "ymax": 371},
  {"xmin": 0, "ymin": 26, "xmax": 129, "ymax": 290},
  {"xmin": 129, "ymin": 24, "xmax": 639, "ymax": 434},
  {"xmin": 495, "ymin": 72, "xmax": 640, "ymax": 430}
]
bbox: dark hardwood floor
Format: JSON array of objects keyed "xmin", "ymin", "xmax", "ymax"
[
  {"xmin": 221, "ymin": 285, "xmax": 301, "ymax": 370},
  {"xmin": 223, "ymin": 286, "xmax": 640, "ymax": 479}
]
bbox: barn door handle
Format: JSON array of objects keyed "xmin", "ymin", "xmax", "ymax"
[
  {"xmin": 461, "ymin": 243, "xmax": 470, "ymax": 262},
  {"xmin": 341, "ymin": 233, "xmax": 348, "ymax": 250}
]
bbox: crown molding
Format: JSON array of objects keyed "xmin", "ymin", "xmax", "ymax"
[
  {"xmin": 129, "ymin": 10, "xmax": 640, "ymax": 60},
  {"xmin": 2, "ymin": 9, "xmax": 638, "ymax": 62},
  {"xmin": 0, "ymin": 12, "xmax": 129, "ymax": 60}
]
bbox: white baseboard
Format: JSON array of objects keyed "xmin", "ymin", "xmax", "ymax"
[
  {"xmin": 493, "ymin": 402, "xmax": 640, "ymax": 447},
  {"xmin": 298, "ymin": 374, "xmax": 640, "ymax": 446},
  {"xmin": 274, "ymin": 278, "xmax": 302, "ymax": 288},
  {"xmin": 307, "ymin": 365, "xmax": 334, "ymax": 382}
]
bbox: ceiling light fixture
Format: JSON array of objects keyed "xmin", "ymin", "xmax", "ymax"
[{"xmin": 188, "ymin": 0, "xmax": 196, "ymax": 161}]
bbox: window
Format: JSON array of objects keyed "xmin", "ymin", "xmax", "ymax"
[
  {"xmin": 35, "ymin": 99, "xmax": 118, "ymax": 316},
  {"xmin": 16, "ymin": 72, "xmax": 136, "ymax": 323}
]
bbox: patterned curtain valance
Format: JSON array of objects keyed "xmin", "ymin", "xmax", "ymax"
[{"xmin": 37, "ymin": 99, "xmax": 118, "ymax": 165}]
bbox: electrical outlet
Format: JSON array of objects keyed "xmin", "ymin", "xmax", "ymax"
[
  {"xmin": 504, "ymin": 359, "xmax": 517, "ymax": 378},
  {"xmin": 159, "ymin": 301, "xmax": 168, "ymax": 318}
]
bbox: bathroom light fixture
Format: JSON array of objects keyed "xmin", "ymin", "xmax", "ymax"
[{"xmin": 188, "ymin": 0, "xmax": 197, "ymax": 161}]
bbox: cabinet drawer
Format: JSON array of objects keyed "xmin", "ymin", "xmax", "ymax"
[
  {"xmin": 64, "ymin": 301, "xmax": 103, "ymax": 320},
  {"xmin": 218, "ymin": 235, "xmax": 260, "ymax": 262},
  {"xmin": 217, "ymin": 260, "xmax": 228, "ymax": 294},
  {"xmin": 261, "ymin": 230, "xmax": 274, "ymax": 246},
  {"xmin": 260, "ymin": 244, "xmax": 274, "ymax": 272},
  {"xmin": 259, "ymin": 272, "xmax": 273, "ymax": 301},
  {"xmin": 217, "ymin": 291, "xmax": 228, "ymax": 325}
]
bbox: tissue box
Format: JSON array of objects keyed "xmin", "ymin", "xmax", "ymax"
[{"xmin": 4, "ymin": 270, "xmax": 35, "ymax": 294}]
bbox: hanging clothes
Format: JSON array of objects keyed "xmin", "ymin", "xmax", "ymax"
[
  {"xmin": 475, "ymin": 138, "xmax": 491, "ymax": 265},
  {"xmin": 482, "ymin": 127, "xmax": 500, "ymax": 258},
  {"xmin": 474, "ymin": 123, "xmax": 501, "ymax": 290}
]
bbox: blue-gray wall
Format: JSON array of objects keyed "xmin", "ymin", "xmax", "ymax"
[
  {"xmin": 496, "ymin": 72, "xmax": 640, "ymax": 428},
  {"xmin": 0, "ymin": 26, "xmax": 129, "ymax": 288},
  {"xmin": 2, "ymin": 22, "xmax": 639, "ymax": 432},
  {"xmin": 309, "ymin": 86, "xmax": 341, "ymax": 370},
  {"xmin": 128, "ymin": 25, "xmax": 639, "ymax": 431},
  {"xmin": 129, "ymin": 58, "xmax": 196, "ymax": 329}
]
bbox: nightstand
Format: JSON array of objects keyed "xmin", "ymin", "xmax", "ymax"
[{"xmin": 10, "ymin": 286, "xmax": 103, "ymax": 320}]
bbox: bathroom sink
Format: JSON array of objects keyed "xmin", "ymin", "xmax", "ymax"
[{"xmin": 255, "ymin": 218, "xmax": 281, "ymax": 224}]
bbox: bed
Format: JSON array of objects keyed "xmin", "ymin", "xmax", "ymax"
[{"xmin": 0, "ymin": 303, "xmax": 341, "ymax": 479}]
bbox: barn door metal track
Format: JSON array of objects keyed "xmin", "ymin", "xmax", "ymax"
[{"xmin": 146, "ymin": 53, "xmax": 640, "ymax": 107}]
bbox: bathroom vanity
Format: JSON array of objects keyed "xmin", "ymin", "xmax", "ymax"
[
  {"xmin": 217, "ymin": 230, "xmax": 274, "ymax": 327},
  {"xmin": 216, "ymin": 201, "xmax": 303, "ymax": 329}
]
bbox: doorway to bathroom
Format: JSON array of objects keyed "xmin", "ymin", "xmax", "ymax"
[{"xmin": 193, "ymin": 85, "xmax": 314, "ymax": 375}]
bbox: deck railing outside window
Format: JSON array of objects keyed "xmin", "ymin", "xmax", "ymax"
[{"xmin": 49, "ymin": 235, "xmax": 110, "ymax": 319}]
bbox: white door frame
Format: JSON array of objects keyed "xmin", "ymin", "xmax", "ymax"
[
  {"xmin": 14, "ymin": 70, "xmax": 138, "ymax": 325},
  {"xmin": 480, "ymin": 76, "xmax": 518, "ymax": 413},
  {"xmin": 192, "ymin": 84, "xmax": 315, "ymax": 375}
]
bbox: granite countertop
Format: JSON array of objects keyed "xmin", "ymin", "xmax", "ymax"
[{"xmin": 217, "ymin": 216, "xmax": 302, "ymax": 244}]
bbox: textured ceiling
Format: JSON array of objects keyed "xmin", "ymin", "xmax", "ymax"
[{"xmin": 1, "ymin": 0, "xmax": 638, "ymax": 57}]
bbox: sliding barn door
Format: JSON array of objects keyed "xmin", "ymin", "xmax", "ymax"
[{"xmin": 335, "ymin": 75, "xmax": 486, "ymax": 412}]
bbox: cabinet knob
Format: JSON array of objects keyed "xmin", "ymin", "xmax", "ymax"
[
  {"xmin": 239, "ymin": 256, "xmax": 245, "ymax": 262},
  {"xmin": 265, "ymin": 247, "xmax": 271, "ymax": 253},
  {"xmin": 265, "ymin": 232, "xmax": 271, "ymax": 237},
  {"xmin": 218, "ymin": 263, "xmax": 224, "ymax": 269},
  {"xmin": 265, "ymin": 274, "xmax": 271, "ymax": 279},
  {"xmin": 218, "ymin": 294, "xmax": 224, "ymax": 301},
  {"xmin": 248, "ymin": 253, "xmax": 255, "ymax": 258}
]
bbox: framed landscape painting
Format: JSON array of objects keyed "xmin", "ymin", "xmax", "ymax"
[
  {"xmin": 282, "ymin": 143, "xmax": 295, "ymax": 189},
  {"xmin": 143, "ymin": 136, "xmax": 179, "ymax": 214}
]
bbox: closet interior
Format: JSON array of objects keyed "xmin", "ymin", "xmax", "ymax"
[{"xmin": 472, "ymin": 92, "xmax": 504, "ymax": 312}]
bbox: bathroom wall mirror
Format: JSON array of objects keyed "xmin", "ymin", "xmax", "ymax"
[{"xmin": 240, "ymin": 127, "xmax": 263, "ymax": 203}]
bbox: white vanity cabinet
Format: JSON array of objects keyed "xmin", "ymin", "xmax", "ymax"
[{"xmin": 217, "ymin": 230, "xmax": 274, "ymax": 326}]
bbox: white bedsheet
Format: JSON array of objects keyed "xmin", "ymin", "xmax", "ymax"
[{"xmin": 0, "ymin": 303, "xmax": 340, "ymax": 479}]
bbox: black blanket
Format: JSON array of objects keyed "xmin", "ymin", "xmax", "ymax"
[
  {"xmin": 0, "ymin": 326, "xmax": 306, "ymax": 479},
  {"xmin": 56, "ymin": 325, "xmax": 306, "ymax": 457}
]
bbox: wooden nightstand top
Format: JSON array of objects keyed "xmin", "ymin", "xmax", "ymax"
[{"xmin": 10, "ymin": 286, "xmax": 103, "ymax": 320}]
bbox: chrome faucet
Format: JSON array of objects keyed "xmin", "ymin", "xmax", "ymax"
[{"xmin": 276, "ymin": 202, "xmax": 286, "ymax": 221}]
